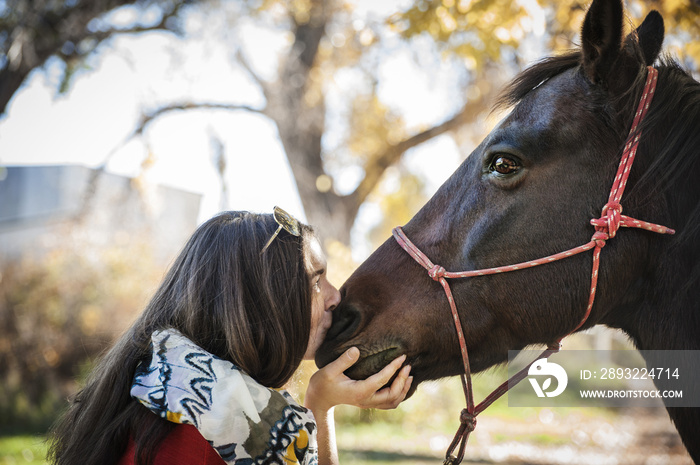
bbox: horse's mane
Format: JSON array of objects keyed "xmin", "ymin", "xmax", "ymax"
[
  {"xmin": 494, "ymin": 50, "xmax": 700, "ymax": 295},
  {"xmin": 641, "ymin": 58, "xmax": 700, "ymax": 295},
  {"xmin": 637, "ymin": 57, "xmax": 700, "ymax": 241},
  {"xmin": 493, "ymin": 51, "xmax": 582, "ymax": 111}
]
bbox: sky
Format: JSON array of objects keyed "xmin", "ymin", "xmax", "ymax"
[
  {"xmin": 0, "ymin": 0, "xmax": 544, "ymax": 260},
  {"xmin": 0, "ymin": 8, "xmax": 300, "ymax": 223}
]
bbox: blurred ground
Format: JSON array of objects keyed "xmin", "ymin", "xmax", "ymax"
[
  {"xmin": 3, "ymin": 330, "xmax": 694, "ymax": 465},
  {"xmin": 337, "ymin": 407, "xmax": 692, "ymax": 465},
  {"xmin": 0, "ymin": 407, "xmax": 692, "ymax": 464},
  {"xmin": 329, "ymin": 332, "xmax": 694, "ymax": 465}
]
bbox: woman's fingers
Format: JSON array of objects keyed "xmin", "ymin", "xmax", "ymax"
[
  {"xmin": 357, "ymin": 359, "xmax": 413, "ymax": 409},
  {"xmin": 308, "ymin": 350, "xmax": 413, "ymax": 411},
  {"xmin": 388, "ymin": 365, "xmax": 412, "ymax": 398},
  {"xmin": 371, "ymin": 374, "xmax": 413, "ymax": 410},
  {"xmin": 322, "ymin": 347, "xmax": 361, "ymax": 377},
  {"xmin": 364, "ymin": 354, "xmax": 407, "ymax": 389},
  {"xmin": 402, "ymin": 376, "xmax": 414, "ymax": 399}
]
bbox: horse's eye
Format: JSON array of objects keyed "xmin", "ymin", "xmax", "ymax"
[{"xmin": 490, "ymin": 155, "xmax": 520, "ymax": 175}]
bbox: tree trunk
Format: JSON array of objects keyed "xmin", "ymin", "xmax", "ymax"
[
  {"xmin": 264, "ymin": 0, "xmax": 354, "ymax": 244},
  {"xmin": 0, "ymin": 0, "xmax": 187, "ymax": 115}
]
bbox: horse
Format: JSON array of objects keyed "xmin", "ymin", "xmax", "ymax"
[{"xmin": 316, "ymin": 0, "xmax": 700, "ymax": 461}]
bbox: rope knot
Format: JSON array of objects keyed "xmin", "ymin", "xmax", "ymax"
[
  {"xmin": 459, "ymin": 409, "xmax": 477, "ymax": 433},
  {"xmin": 591, "ymin": 231, "xmax": 609, "ymax": 248},
  {"xmin": 590, "ymin": 201, "xmax": 623, "ymax": 247},
  {"xmin": 599, "ymin": 201, "xmax": 623, "ymax": 238},
  {"xmin": 429, "ymin": 265, "xmax": 446, "ymax": 281}
]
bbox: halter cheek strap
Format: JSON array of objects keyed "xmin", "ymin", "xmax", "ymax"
[{"xmin": 392, "ymin": 66, "xmax": 674, "ymax": 465}]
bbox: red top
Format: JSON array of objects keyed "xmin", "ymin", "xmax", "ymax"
[{"xmin": 119, "ymin": 424, "xmax": 226, "ymax": 465}]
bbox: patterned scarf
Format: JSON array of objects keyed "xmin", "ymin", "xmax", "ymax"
[{"xmin": 130, "ymin": 329, "xmax": 318, "ymax": 464}]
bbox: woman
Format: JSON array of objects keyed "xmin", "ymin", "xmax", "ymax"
[{"xmin": 48, "ymin": 208, "xmax": 412, "ymax": 465}]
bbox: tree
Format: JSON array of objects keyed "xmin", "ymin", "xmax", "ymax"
[
  {"xmin": 395, "ymin": 0, "xmax": 700, "ymax": 67},
  {"xmin": 0, "ymin": 0, "xmax": 194, "ymax": 115},
  {"xmin": 99, "ymin": 0, "xmax": 700, "ymax": 246},
  {"xmin": 2, "ymin": 0, "xmax": 698, "ymax": 434},
  {"xmin": 2, "ymin": 0, "xmax": 698, "ymax": 246},
  {"xmin": 103, "ymin": 0, "xmax": 510, "ymax": 244}
]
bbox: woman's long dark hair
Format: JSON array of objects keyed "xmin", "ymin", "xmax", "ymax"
[{"xmin": 48, "ymin": 211, "xmax": 315, "ymax": 465}]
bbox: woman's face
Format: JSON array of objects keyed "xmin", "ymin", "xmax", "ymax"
[{"xmin": 304, "ymin": 238, "xmax": 341, "ymax": 360}]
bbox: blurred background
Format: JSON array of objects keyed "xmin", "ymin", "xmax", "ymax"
[{"xmin": 1, "ymin": 0, "xmax": 699, "ymax": 463}]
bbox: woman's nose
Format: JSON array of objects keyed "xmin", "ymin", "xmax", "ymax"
[{"xmin": 326, "ymin": 283, "xmax": 341, "ymax": 311}]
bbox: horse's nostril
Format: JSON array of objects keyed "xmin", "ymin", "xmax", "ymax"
[{"xmin": 325, "ymin": 305, "xmax": 361, "ymax": 343}]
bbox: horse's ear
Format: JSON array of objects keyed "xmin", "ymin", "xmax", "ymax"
[
  {"xmin": 634, "ymin": 10, "xmax": 664, "ymax": 66},
  {"xmin": 581, "ymin": 0, "xmax": 624, "ymax": 85}
]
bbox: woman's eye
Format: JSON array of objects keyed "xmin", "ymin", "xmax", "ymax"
[
  {"xmin": 313, "ymin": 280, "xmax": 321, "ymax": 292},
  {"xmin": 490, "ymin": 155, "xmax": 520, "ymax": 175}
]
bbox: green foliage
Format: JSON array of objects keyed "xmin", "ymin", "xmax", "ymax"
[
  {"xmin": 347, "ymin": 95, "xmax": 407, "ymax": 164},
  {"xmin": 367, "ymin": 171, "xmax": 429, "ymax": 248},
  {"xmin": 391, "ymin": 0, "xmax": 700, "ymax": 73},
  {"xmin": 0, "ymin": 232, "xmax": 162, "ymax": 434},
  {"xmin": 0, "ymin": 436, "xmax": 48, "ymax": 464},
  {"xmin": 390, "ymin": 0, "xmax": 529, "ymax": 70}
]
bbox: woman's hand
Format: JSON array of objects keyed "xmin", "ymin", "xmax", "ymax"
[
  {"xmin": 304, "ymin": 347, "xmax": 413, "ymax": 414},
  {"xmin": 305, "ymin": 348, "xmax": 412, "ymax": 465}
]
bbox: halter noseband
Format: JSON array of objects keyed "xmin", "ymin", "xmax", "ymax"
[{"xmin": 392, "ymin": 66, "xmax": 674, "ymax": 465}]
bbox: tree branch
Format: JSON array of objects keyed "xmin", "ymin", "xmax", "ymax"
[
  {"xmin": 105, "ymin": 102, "xmax": 267, "ymax": 163},
  {"xmin": 73, "ymin": 0, "xmax": 189, "ymax": 45},
  {"xmin": 348, "ymin": 97, "xmax": 486, "ymax": 211},
  {"xmin": 234, "ymin": 48, "xmax": 270, "ymax": 96},
  {"xmin": 0, "ymin": 0, "xmax": 192, "ymax": 115},
  {"xmin": 74, "ymin": 101, "xmax": 266, "ymax": 223}
]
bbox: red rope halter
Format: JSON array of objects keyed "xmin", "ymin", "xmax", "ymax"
[{"xmin": 392, "ymin": 67, "xmax": 674, "ymax": 465}]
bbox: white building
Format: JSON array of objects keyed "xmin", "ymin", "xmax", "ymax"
[{"xmin": 0, "ymin": 165, "xmax": 201, "ymax": 265}]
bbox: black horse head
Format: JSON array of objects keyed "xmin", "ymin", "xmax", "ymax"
[{"xmin": 318, "ymin": 0, "xmax": 700, "ymax": 460}]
